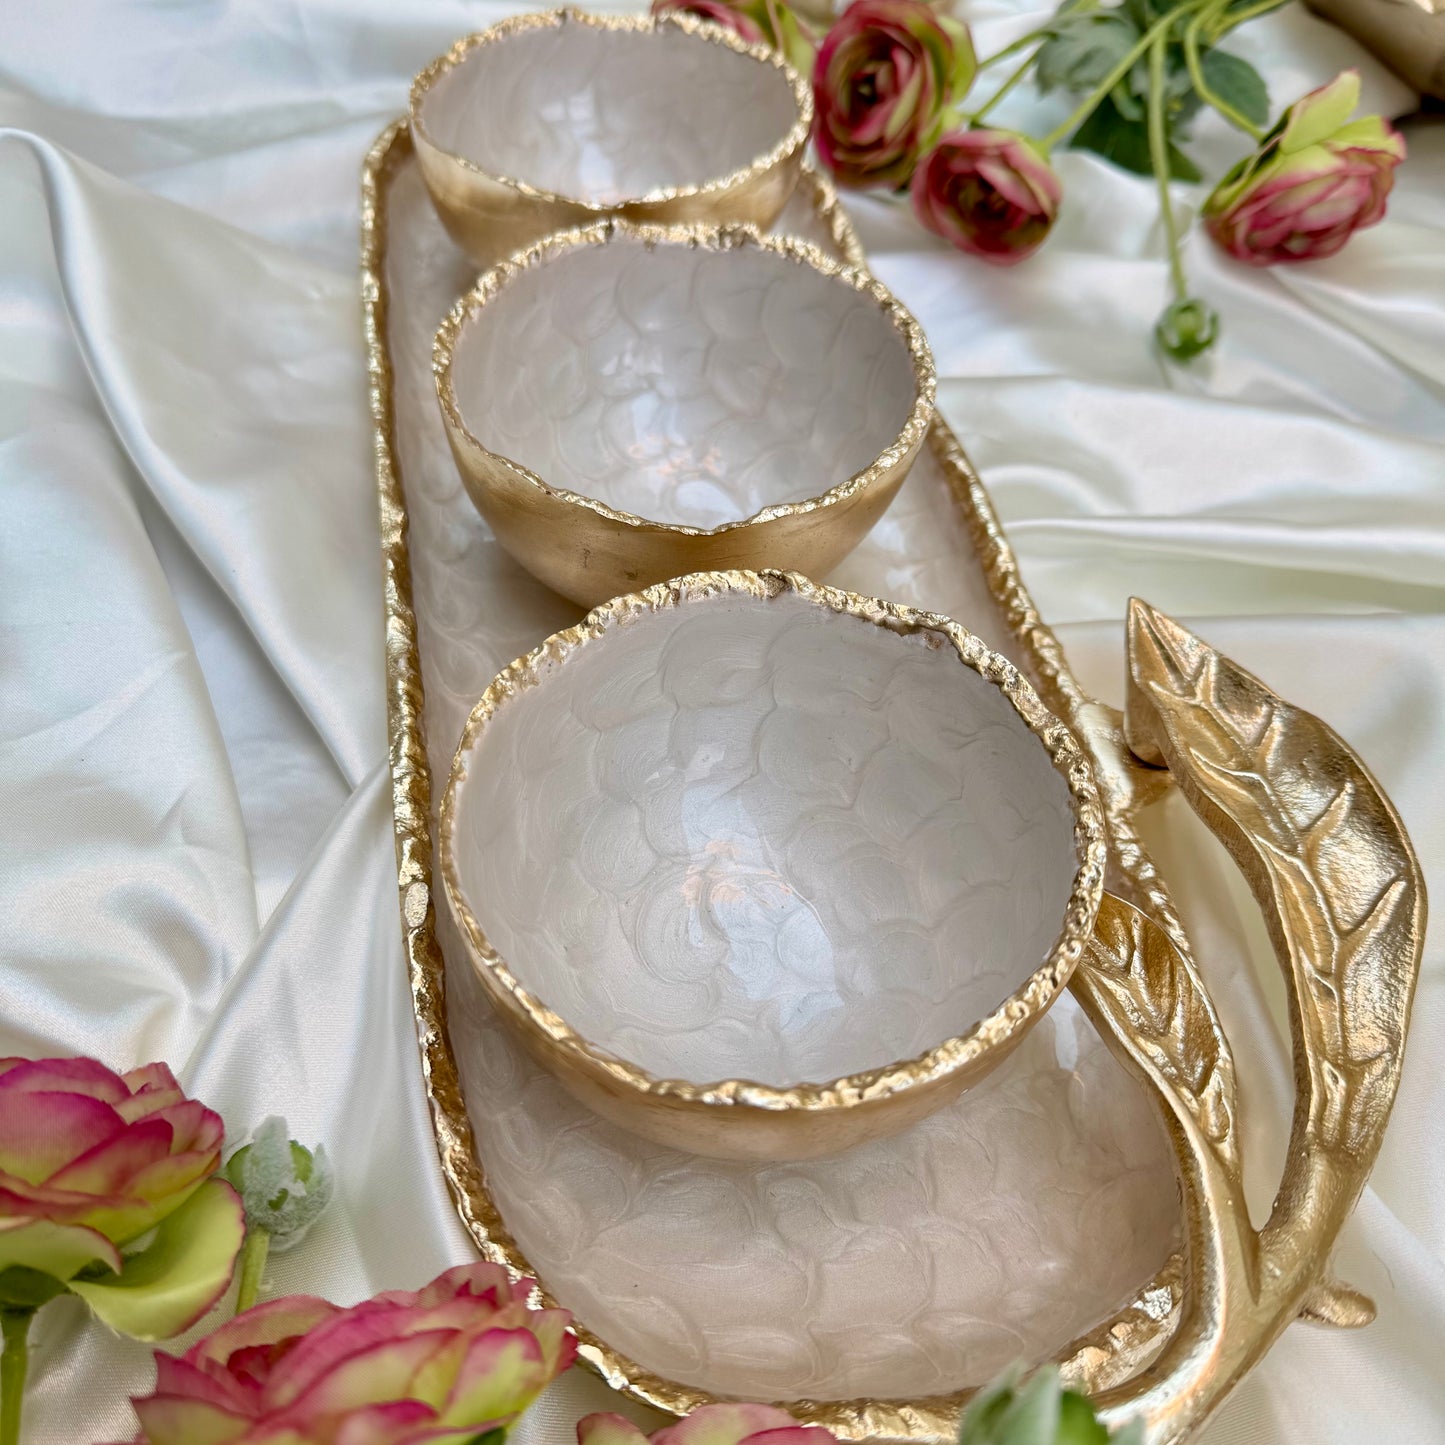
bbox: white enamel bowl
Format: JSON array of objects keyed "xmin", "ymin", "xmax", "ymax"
[
  {"xmin": 440, "ymin": 571, "xmax": 1105, "ymax": 1161},
  {"xmin": 435, "ymin": 223, "xmax": 935, "ymax": 607},
  {"xmin": 410, "ymin": 9, "xmax": 812, "ymax": 267}
]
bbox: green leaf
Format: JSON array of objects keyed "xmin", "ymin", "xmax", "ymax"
[
  {"xmin": 1058, "ymin": 1391, "xmax": 1112, "ymax": 1445},
  {"xmin": 1200, "ymin": 48, "xmax": 1270, "ymax": 127},
  {"xmin": 1280, "ymin": 68, "xmax": 1358, "ymax": 151},
  {"xmin": 0, "ymin": 1220, "xmax": 120, "ymax": 1283},
  {"xmin": 1069, "ymin": 94, "xmax": 1202, "ymax": 180},
  {"xmin": 1035, "ymin": 14, "xmax": 1138, "ymax": 95},
  {"xmin": 68, "ymin": 1179, "xmax": 244, "ymax": 1341},
  {"xmin": 0, "ymin": 1268, "xmax": 68, "ymax": 1313}
]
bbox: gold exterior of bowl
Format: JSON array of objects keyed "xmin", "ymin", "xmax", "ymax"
[
  {"xmin": 438, "ymin": 570, "xmax": 1108, "ymax": 1163},
  {"xmin": 433, "ymin": 224, "xmax": 937, "ymax": 608},
  {"xmin": 410, "ymin": 10, "xmax": 813, "ymax": 269}
]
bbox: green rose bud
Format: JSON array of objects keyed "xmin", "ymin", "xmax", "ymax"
[{"xmin": 1155, "ymin": 298, "xmax": 1220, "ymax": 361}]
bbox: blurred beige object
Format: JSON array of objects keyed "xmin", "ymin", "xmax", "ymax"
[
  {"xmin": 1305, "ymin": 0, "xmax": 1445, "ymax": 96},
  {"xmin": 433, "ymin": 222, "xmax": 934, "ymax": 607},
  {"xmin": 409, "ymin": 9, "xmax": 812, "ymax": 268}
]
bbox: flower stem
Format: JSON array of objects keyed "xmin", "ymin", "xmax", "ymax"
[
  {"xmin": 1038, "ymin": 0, "xmax": 1210, "ymax": 151},
  {"xmin": 234, "ymin": 1227, "xmax": 270, "ymax": 1315},
  {"xmin": 976, "ymin": 27, "xmax": 1050, "ymax": 71},
  {"xmin": 1208, "ymin": 0, "xmax": 1291, "ymax": 41},
  {"xmin": 1183, "ymin": 4, "xmax": 1265, "ymax": 138},
  {"xmin": 1147, "ymin": 29, "xmax": 1188, "ymax": 302},
  {"xmin": 967, "ymin": 53, "xmax": 1040, "ymax": 125},
  {"xmin": 0, "ymin": 1311, "xmax": 33, "ymax": 1445}
]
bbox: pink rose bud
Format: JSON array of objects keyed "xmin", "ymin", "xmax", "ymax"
[
  {"xmin": 1204, "ymin": 70, "xmax": 1405, "ymax": 266},
  {"xmin": 652, "ymin": 0, "xmax": 768, "ymax": 48},
  {"xmin": 651, "ymin": 0, "xmax": 816, "ymax": 73},
  {"xmin": 580, "ymin": 1402, "xmax": 843, "ymax": 1445},
  {"xmin": 910, "ymin": 129, "xmax": 1062, "ymax": 264},
  {"xmin": 813, "ymin": 0, "xmax": 977, "ymax": 189},
  {"xmin": 117, "ymin": 1263, "xmax": 577, "ymax": 1444}
]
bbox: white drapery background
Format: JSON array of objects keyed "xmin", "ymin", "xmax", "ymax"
[{"xmin": 1, "ymin": 1, "xmax": 1441, "ymax": 1440}]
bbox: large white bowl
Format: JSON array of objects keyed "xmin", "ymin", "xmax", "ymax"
[
  {"xmin": 435, "ymin": 223, "xmax": 935, "ymax": 606},
  {"xmin": 440, "ymin": 571, "xmax": 1105, "ymax": 1160}
]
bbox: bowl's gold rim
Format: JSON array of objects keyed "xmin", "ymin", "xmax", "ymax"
[
  {"xmin": 437, "ymin": 569, "xmax": 1108, "ymax": 1116},
  {"xmin": 409, "ymin": 8, "xmax": 814, "ymax": 212},
  {"xmin": 433, "ymin": 220, "xmax": 938, "ymax": 539}
]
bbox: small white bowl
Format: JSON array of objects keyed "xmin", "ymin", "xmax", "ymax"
[
  {"xmin": 410, "ymin": 9, "xmax": 812, "ymax": 266},
  {"xmin": 435, "ymin": 223, "xmax": 935, "ymax": 606},
  {"xmin": 440, "ymin": 571, "xmax": 1105, "ymax": 1160}
]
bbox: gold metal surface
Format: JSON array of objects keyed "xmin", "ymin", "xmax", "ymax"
[
  {"xmin": 410, "ymin": 10, "xmax": 813, "ymax": 267},
  {"xmin": 364, "ymin": 118, "xmax": 1425, "ymax": 1442},
  {"xmin": 433, "ymin": 222, "xmax": 936, "ymax": 607},
  {"xmin": 436, "ymin": 568, "xmax": 1107, "ymax": 1161},
  {"xmin": 1074, "ymin": 599, "xmax": 1426, "ymax": 1441}
]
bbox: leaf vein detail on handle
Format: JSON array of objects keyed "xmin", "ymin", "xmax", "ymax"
[
  {"xmin": 1079, "ymin": 893, "xmax": 1242, "ymax": 1185},
  {"xmin": 1124, "ymin": 599, "xmax": 1424, "ymax": 1159}
]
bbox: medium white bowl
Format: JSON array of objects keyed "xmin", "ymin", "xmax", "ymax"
[
  {"xmin": 440, "ymin": 571, "xmax": 1105, "ymax": 1160},
  {"xmin": 410, "ymin": 9, "xmax": 812, "ymax": 266},
  {"xmin": 435, "ymin": 223, "xmax": 935, "ymax": 606}
]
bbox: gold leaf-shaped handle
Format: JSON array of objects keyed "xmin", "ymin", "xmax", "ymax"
[
  {"xmin": 1125, "ymin": 599, "xmax": 1424, "ymax": 1170},
  {"xmin": 1080, "ymin": 601, "xmax": 1426, "ymax": 1443}
]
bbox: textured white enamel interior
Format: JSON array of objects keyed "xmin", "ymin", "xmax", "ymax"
[
  {"xmin": 450, "ymin": 238, "xmax": 919, "ymax": 529},
  {"xmin": 452, "ymin": 591, "xmax": 1079, "ymax": 1085},
  {"xmin": 387, "ymin": 158, "xmax": 1180, "ymax": 1400},
  {"xmin": 421, "ymin": 22, "xmax": 799, "ymax": 202}
]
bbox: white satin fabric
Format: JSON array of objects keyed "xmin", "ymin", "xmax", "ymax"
[{"xmin": 0, "ymin": 2, "xmax": 1440, "ymax": 1441}]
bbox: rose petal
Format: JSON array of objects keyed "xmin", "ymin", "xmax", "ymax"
[
  {"xmin": 0, "ymin": 1090, "xmax": 123, "ymax": 1184},
  {"xmin": 274, "ymin": 1329, "xmax": 458, "ymax": 1418},
  {"xmin": 334, "ymin": 1400, "xmax": 442, "ymax": 1445},
  {"xmin": 656, "ymin": 1404, "xmax": 804, "ymax": 1445},
  {"xmin": 526, "ymin": 1307, "xmax": 577, "ymax": 1377},
  {"xmin": 153, "ymin": 1353, "xmax": 258, "ymax": 1415},
  {"xmin": 264, "ymin": 1308, "xmax": 441, "ymax": 1406},
  {"xmin": 132, "ymin": 1394, "xmax": 252, "ymax": 1445},
  {"xmin": 746, "ymin": 1430, "xmax": 843, "ymax": 1445},
  {"xmin": 43, "ymin": 1116, "xmax": 174, "ymax": 1195},
  {"xmin": 578, "ymin": 1414, "xmax": 653, "ymax": 1445},
  {"xmin": 442, "ymin": 1327, "xmax": 547, "ymax": 1424},
  {"xmin": 121, "ymin": 1061, "xmax": 183, "ymax": 1099},
  {"xmin": 0, "ymin": 1057, "xmax": 128, "ymax": 1103},
  {"xmin": 188, "ymin": 1293, "xmax": 340, "ymax": 1371},
  {"xmin": 0, "ymin": 1215, "xmax": 121, "ymax": 1277},
  {"xmin": 376, "ymin": 1262, "xmax": 520, "ymax": 1313}
]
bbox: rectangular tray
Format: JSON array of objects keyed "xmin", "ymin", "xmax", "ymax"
[{"xmin": 362, "ymin": 110, "xmax": 1422, "ymax": 1445}]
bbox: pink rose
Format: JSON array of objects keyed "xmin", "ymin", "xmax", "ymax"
[
  {"xmin": 813, "ymin": 0, "xmax": 976, "ymax": 189},
  {"xmin": 1204, "ymin": 70, "xmax": 1405, "ymax": 265},
  {"xmin": 0, "ymin": 1057, "xmax": 226, "ymax": 1275},
  {"xmin": 651, "ymin": 0, "xmax": 816, "ymax": 75},
  {"xmin": 910, "ymin": 128, "xmax": 1062, "ymax": 264},
  {"xmin": 115, "ymin": 1262, "xmax": 577, "ymax": 1444},
  {"xmin": 580, "ymin": 1403, "xmax": 841, "ymax": 1445}
]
